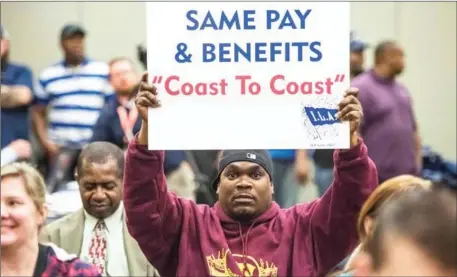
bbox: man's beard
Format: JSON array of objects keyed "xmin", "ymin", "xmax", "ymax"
[
  {"xmin": 231, "ymin": 209, "xmax": 257, "ymax": 222},
  {"xmin": 117, "ymin": 88, "xmax": 132, "ymax": 96},
  {"xmin": 118, "ymin": 84, "xmax": 138, "ymax": 97},
  {"xmin": 351, "ymin": 67, "xmax": 364, "ymax": 78},
  {"xmin": 391, "ymin": 67, "xmax": 403, "ymax": 77},
  {"xmin": 65, "ymin": 53, "xmax": 84, "ymax": 66}
]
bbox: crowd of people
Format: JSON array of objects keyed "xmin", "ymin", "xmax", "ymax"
[{"xmin": 1, "ymin": 22, "xmax": 456, "ymax": 277}]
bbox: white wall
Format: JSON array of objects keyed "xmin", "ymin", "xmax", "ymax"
[
  {"xmin": 1, "ymin": 2, "xmax": 146, "ymax": 74},
  {"xmin": 2, "ymin": 2, "xmax": 456, "ymax": 159},
  {"xmin": 79, "ymin": 2, "xmax": 146, "ymax": 73},
  {"xmin": 1, "ymin": 2, "xmax": 82, "ymax": 76},
  {"xmin": 397, "ymin": 3, "xmax": 456, "ymax": 161}
]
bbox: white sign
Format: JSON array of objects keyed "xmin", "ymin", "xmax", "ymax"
[{"xmin": 146, "ymin": 2, "xmax": 350, "ymax": 150}]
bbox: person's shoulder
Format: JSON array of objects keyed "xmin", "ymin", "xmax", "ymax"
[
  {"xmin": 199, "ymin": 202, "xmax": 214, "ymax": 214},
  {"xmin": 84, "ymin": 59, "xmax": 109, "ymax": 76},
  {"xmin": 86, "ymin": 59, "xmax": 108, "ymax": 67},
  {"xmin": 104, "ymin": 96, "xmax": 119, "ymax": 109},
  {"xmin": 38, "ymin": 61, "xmax": 66, "ymax": 82},
  {"xmin": 351, "ymin": 71, "xmax": 374, "ymax": 88},
  {"xmin": 395, "ymin": 81, "xmax": 410, "ymax": 94},
  {"xmin": 6, "ymin": 62, "xmax": 32, "ymax": 74},
  {"xmin": 281, "ymin": 199, "xmax": 320, "ymax": 221},
  {"xmin": 97, "ymin": 98, "xmax": 118, "ymax": 117},
  {"xmin": 44, "ymin": 244, "xmax": 101, "ymax": 277},
  {"xmin": 351, "ymin": 72, "xmax": 378, "ymax": 102},
  {"xmin": 44, "ymin": 209, "xmax": 83, "ymax": 232}
]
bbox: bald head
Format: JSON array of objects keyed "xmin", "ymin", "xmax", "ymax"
[
  {"xmin": 375, "ymin": 41, "xmax": 396, "ymax": 64},
  {"xmin": 374, "ymin": 40, "xmax": 405, "ymax": 76}
]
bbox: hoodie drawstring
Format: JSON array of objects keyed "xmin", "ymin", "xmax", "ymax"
[{"xmin": 238, "ymin": 221, "xmax": 256, "ymax": 276}]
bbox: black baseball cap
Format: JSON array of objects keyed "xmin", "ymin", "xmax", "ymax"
[
  {"xmin": 60, "ymin": 24, "xmax": 86, "ymax": 40},
  {"xmin": 211, "ymin": 150, "xmax": 274, "ymax": 191}
]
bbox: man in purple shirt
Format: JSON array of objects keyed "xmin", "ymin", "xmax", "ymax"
[{"xmin": 352, "ymin": 40, "xmax": 421, "ymax": 183}]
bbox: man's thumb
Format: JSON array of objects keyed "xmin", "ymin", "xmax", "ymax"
[{"xmin": 141, "ymin": 72, "xmax": 149, "ymax": 83}]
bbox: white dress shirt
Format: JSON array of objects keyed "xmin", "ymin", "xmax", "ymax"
[
  {"xmin": 80, "ymin": 202, "xmax": 130, "ymax": 276},
  {"xmin": 1, "ymin": 146, "xmax": 18, "ymax": 166}
]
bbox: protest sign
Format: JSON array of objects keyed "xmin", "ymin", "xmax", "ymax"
[{"xmin": 146, "ymin": 2, "xmax": 350, "ymax": 150}]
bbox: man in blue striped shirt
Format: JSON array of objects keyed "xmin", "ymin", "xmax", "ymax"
[{"xmin": 31, "ymin": 24, "xmax": 113, "ymax": 191}]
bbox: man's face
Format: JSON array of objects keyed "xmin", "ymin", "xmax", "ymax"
[
  {"xmin": 77, "ymin": 157, "xmax": 122, "ymax": 219},
  {"xmin": 110, "ymin": 60, "xmax": 139, "ymax": 95},
  {"xmin": 217, "ymin": 161, "xmax": 272, "ymax": 221},
  {"xmin": 1, "ymin": 39, "xmax": 9, "ymax": 59},
  {"xmin": 61, "ymin": 34, "xmax": 85, "ymax": 61},
  {"xmin": 350, "ymin": 50, "xmax": 365, "ymax": 77},
  {"xmin": 385, "ymin": 45, "xmax": 405, "ymax": 76}
]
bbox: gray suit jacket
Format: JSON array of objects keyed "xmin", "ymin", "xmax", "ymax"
[{"xmin": 40, "ymin": 209, "xmax": 159, "ymax": 276}]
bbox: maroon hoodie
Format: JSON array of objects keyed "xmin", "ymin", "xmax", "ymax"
[{"xmin": 123, "ymin": 138, "xmax": 378, "ymax": 277}]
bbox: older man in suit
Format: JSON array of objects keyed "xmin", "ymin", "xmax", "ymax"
[{"xmin": 40, "ymin": 141, "xmax": 159, "ymax": 276}]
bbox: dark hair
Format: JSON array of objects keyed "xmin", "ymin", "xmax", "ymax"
[
  {"xmin": 374, "ymin": 40, "xmax": 397, "ymax": 65},
  {"xmin": 76, "ymin": 142, "xmax": 125, "ymax": 178},
  {"xmin": 365, "ymin": 189, "xmax": 456, "ymax": 272}
]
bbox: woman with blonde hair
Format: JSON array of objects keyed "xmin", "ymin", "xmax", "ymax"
[
  {"xmin": 1, "ymin": 162, "xmax": 101, "ymax": 277},
  {"xmin": 330, "ymin": 174, "xmax": 432, "ymax": 276}
]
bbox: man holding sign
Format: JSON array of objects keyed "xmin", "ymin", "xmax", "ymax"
[
  {"xmin": 122, "ymin": 73, "xmax": 378, "ymax": 277},
  {"xmin": 145, "ymin": 2, "xmax": 353, "ymax": 150}
]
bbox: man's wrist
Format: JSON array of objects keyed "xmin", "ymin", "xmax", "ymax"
[
  {"xmin": 350, "ymin": 133, "xmax": 360, "ymax": 148},
  {"xmin": 137, "ymin": 120, "xmax": 148, "ymax": 145},
  {"xmin": 341, "ymin": 132, "xmax": 360, "ymax": 152}
]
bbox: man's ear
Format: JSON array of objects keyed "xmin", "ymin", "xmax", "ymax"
[
  {"xmin": 271, "ymin": 181, "xmax": 275, "ymax": 194},
  {"xmin": 216, "ymin": 183, "xmax": 220, "ymax": 194}
]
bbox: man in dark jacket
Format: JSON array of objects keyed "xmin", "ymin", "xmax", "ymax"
[
  {"xmin": 91, "ymin": 58, "xmax": 196, "ymax": 200},
  {"xmin": 123, "ymin": 73, "xmax": 378, "ymax": 277}
]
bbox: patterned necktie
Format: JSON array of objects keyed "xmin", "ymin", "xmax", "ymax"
[{"xmin": 88, "ymin": 220, "xmax": 108, "ymax": 275}]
